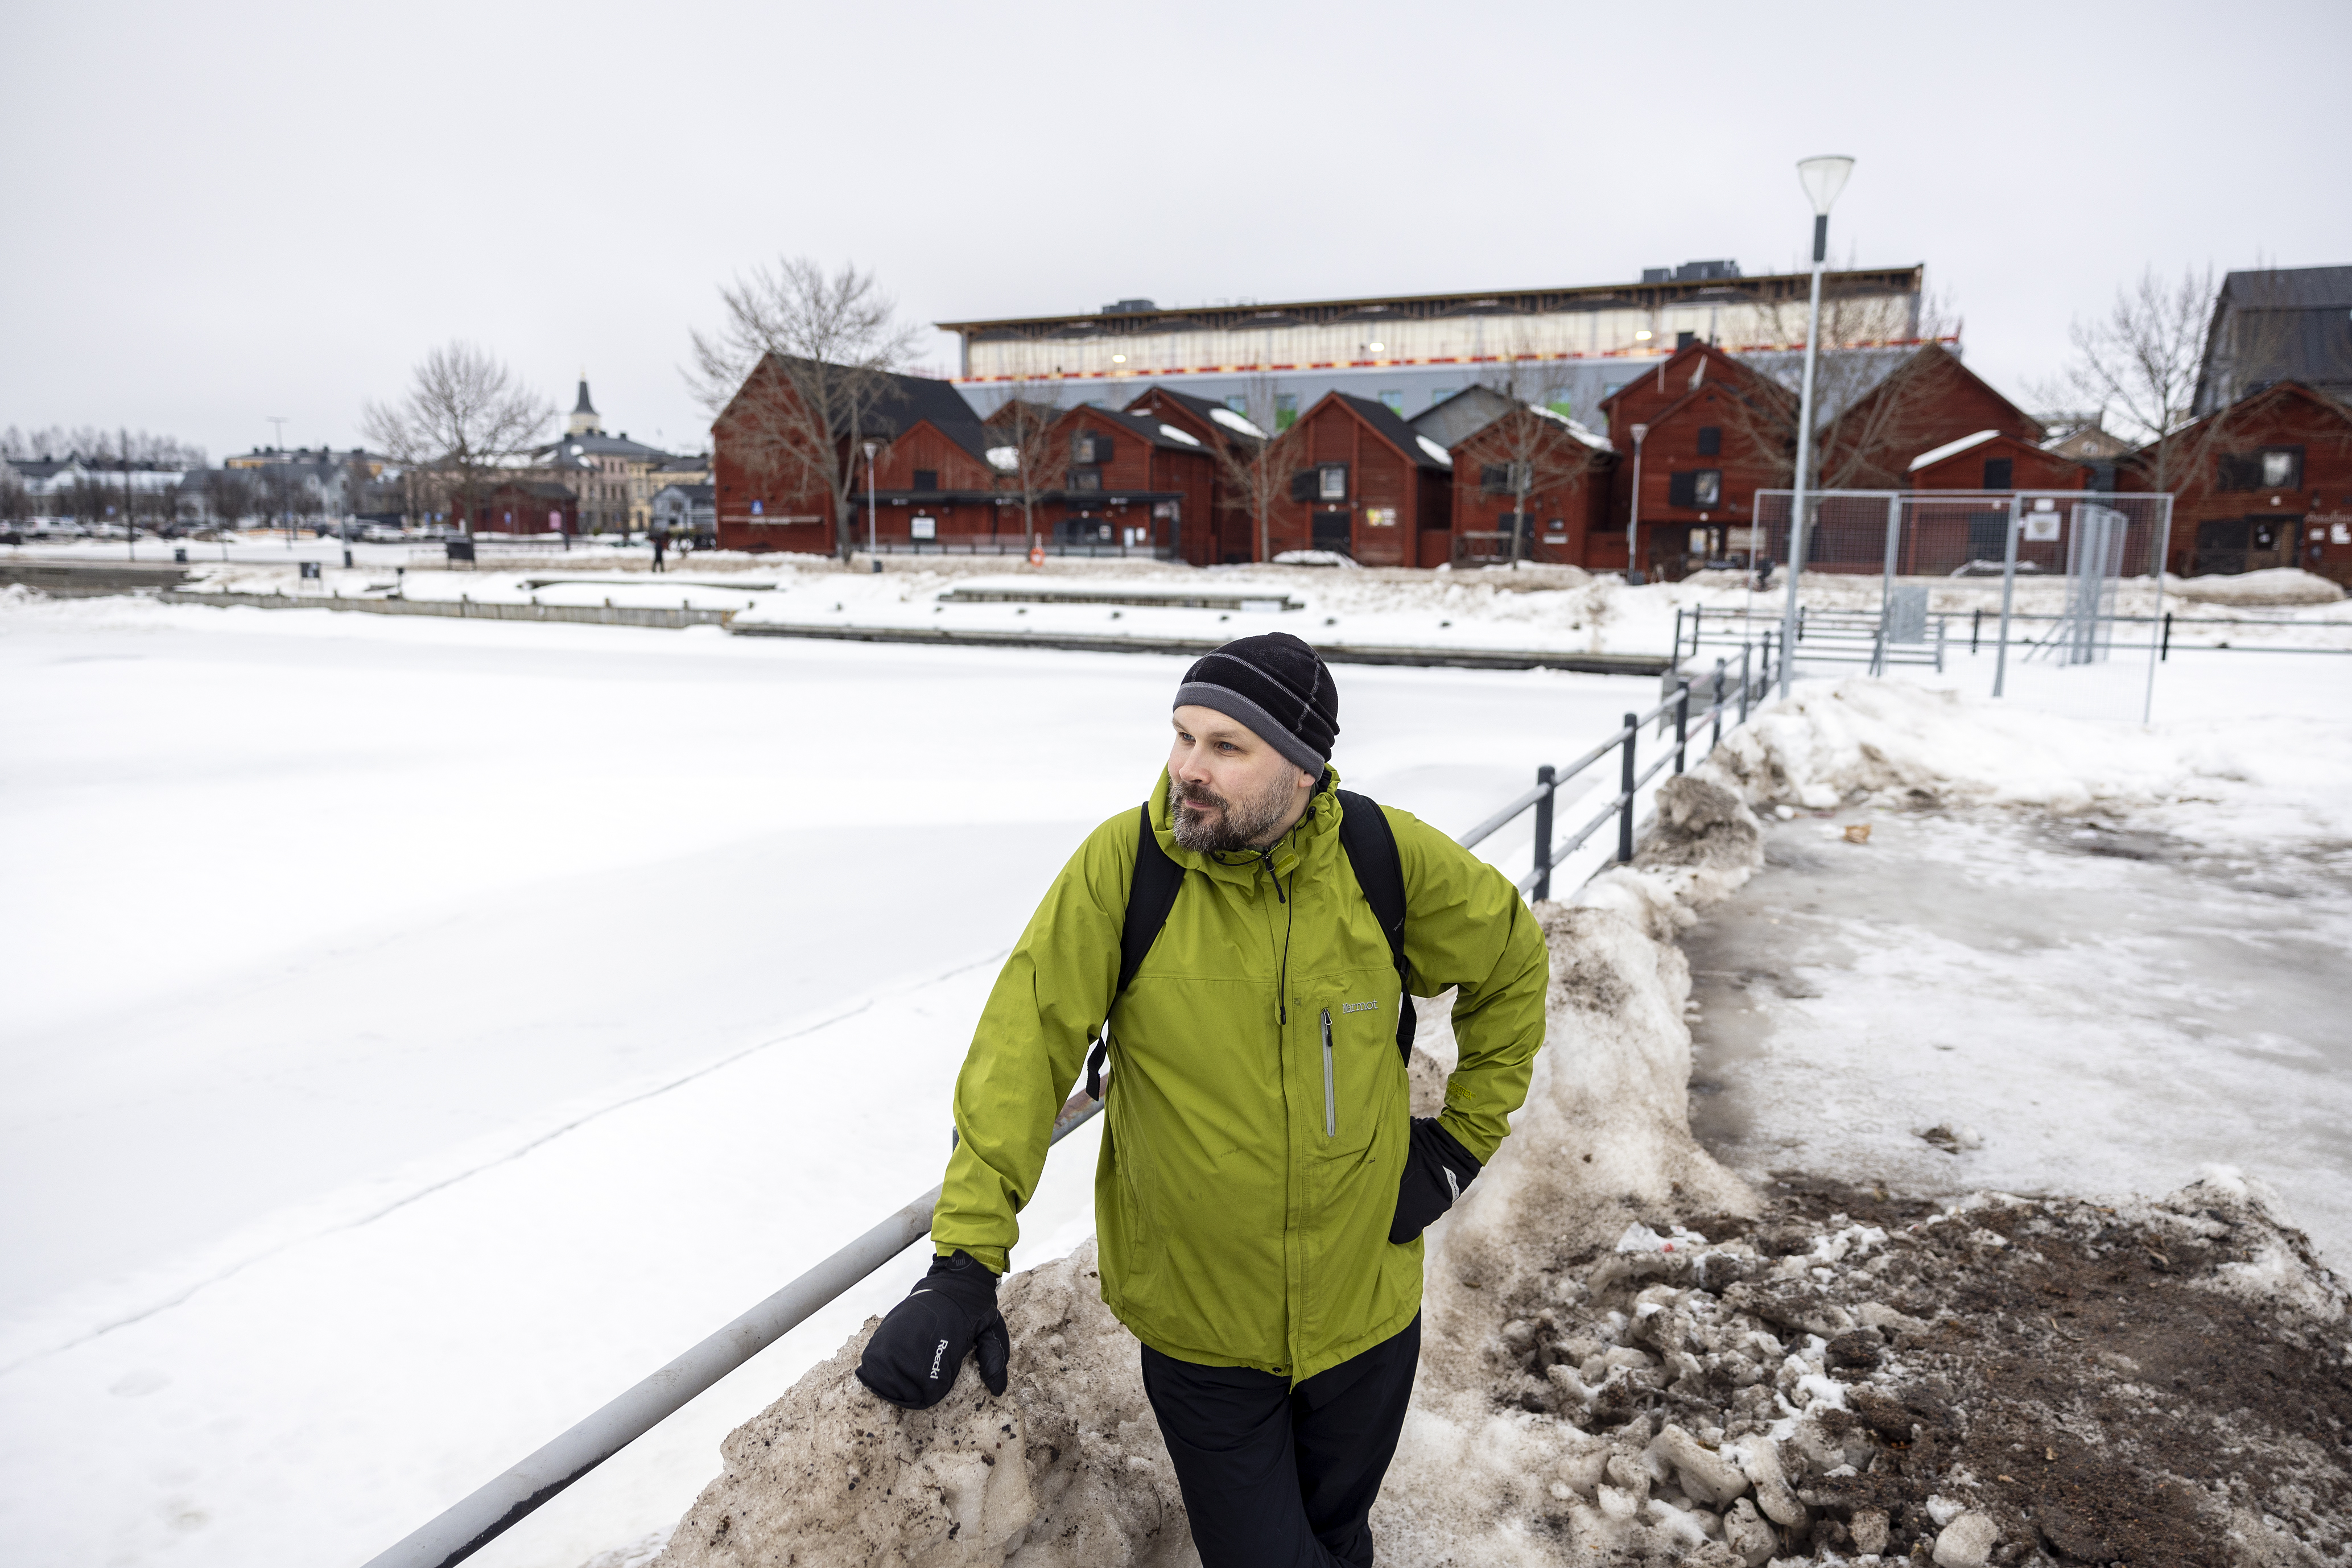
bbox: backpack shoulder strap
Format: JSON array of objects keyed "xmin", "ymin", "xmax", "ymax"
[
  {"xmin": 1087, "ymin": 803, "xmax": 1185, "ymax": 1100},
  {"xmin": 1120, "ymin": 802, "xmax": 1185, "ymax": 995},
  {"xmin": 1335, "ymin": 789, "xmax": 1417, "ymax": 1065}
]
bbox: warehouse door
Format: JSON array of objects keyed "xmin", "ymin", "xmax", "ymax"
[{"xmin": 1311, "ymin": 510, "xmax": 1353, "ymax": 556}]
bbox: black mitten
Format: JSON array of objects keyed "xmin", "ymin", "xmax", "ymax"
[
  {"xmin": 855, "ymin": 1250, "xmax": 1010, "ymax": 1409},
  {"xmin": 1388, "ymin": 1117, "xmax": 1483, "ymax": 1244}
]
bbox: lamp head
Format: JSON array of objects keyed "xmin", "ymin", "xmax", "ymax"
[{"xmin": 1797, "ymin": 155, "xmax": 1855, "ymax": 216}]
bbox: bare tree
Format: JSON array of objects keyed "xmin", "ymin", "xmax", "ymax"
[
  {"xmin": 2039, "ymin": 265, "xmax": 2220, "ymax": 497},
  {"xmin": 0, "ymin": 426, "xmax": 204, "ymax": 466},
  {"xmin": 205, "ymin": 468, "xmax": 255, "ymax": 530},
  {"xmin": 1472, "ymin": 357, "xmax": 1607, "ymax": 566},
  {"xmin": 983, "ymin": 384, "xmax": 1073, "ymax": 554},
  {"xmin": 686, "ymin": 257, "xmax": 921, "ymax": 561},
  {"xmin": 1206, "ymin": 374, "xmax": 1291, "ymax": 563},
  {"xmin": 1711, "ymin": 287, "xmax": 1963, "ymax": 492},
  {"xmin": 362, "ymin": 343, "xmax": 553, "ymax": 537}
]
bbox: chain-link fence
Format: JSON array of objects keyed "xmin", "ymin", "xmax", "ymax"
[{"xmin": 1747, "ymin": 490, "xmax": 2174, "ymax": 583}]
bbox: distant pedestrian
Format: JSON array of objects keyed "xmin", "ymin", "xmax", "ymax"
[{"xmin": 651, "ymin": 529, "xmax": 668, "ymax": 573}]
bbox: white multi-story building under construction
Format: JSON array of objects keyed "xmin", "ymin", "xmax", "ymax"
[{"xmin": 939, "ymin": 260, "xmax": 1938, "ymax": 428}]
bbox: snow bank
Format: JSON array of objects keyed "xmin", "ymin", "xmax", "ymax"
[
  {"xmin": 1693, "ymin": 673, "xmax": 2352, "ymax": 859},
  {"xmin": 656, "ymin": 1247, "xmax": 1181, "ymax": 1567},
  {"xmin": 1379, "ymin": 777, "xmax": 1768, "ymax": 1563},
  {"xmin": 2166, "ymin": 566, "xmax": 2344, "ymax": 606},
  {"xmin": 1706, "ymin": 676, "xmax": 2200, "ymax": 812}
]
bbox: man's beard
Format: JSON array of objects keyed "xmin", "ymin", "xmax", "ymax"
[{"xmin": 1170, "ymin": 771, "xmax": 1299, "ymax": 853}]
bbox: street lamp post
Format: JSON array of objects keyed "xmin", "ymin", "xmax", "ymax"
[
  {"xmin": 1627, "ymin": 423, "xmax": 1649, "ymax": 585},
  {"xmin": 1779, "ymin": 154, "xmax": 1854, "ymax": 696},
  {"xmin": 862, "ymin": 440, "xmax": 880, "ymax": 571}
]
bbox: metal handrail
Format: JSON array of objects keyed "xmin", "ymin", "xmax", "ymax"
[
  {"xmin": 1467, "ymin": 642, "xmax": 1775, "ymax": 898},
  {"xmin": 365, "ymin": 1099, "xmax": 1104, "ymax": 1568},
  {"xmin": 365, "ymin": 642, "xmax": 1784, "ymax": 1568}
]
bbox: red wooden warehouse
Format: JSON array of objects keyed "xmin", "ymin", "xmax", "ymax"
[
  {"xmin": 2122, "ymin": 380, "xmax": 2352, "ymax": 582},
  {"xmin": 1599, "ymin": 343, "xmax": 1793, "ymax": 577},
  {"xmin": 1264, "ymin": 392, "xmax": 1453, "ymax": 565},
  {"xmin": 1906, "ymin": 429, "xmax": 2089, "ymax": 494},
  {"xmin": 1412, "ymin": 386, "xmax": 1614, "ymax": 567}
]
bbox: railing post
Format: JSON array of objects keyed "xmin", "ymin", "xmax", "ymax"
[
  {"xmin": 1711, "ymin": 659, "xmax": 1726, "ymax": 752},
  {"xmin": 2161, "ymin": 610, "xmax": 2172, "ymax": 662},
  {"xmin": 1972, "ymin": 606, "xmax": 1981, "ymax": 653},
  {"xmin": 1617, "ymin": 713, "xmax": 1637, "ymax": 863},
  {"xmin": 1673, "ymin": 680, "xmax": 1690, "ymax": 775},
  {"xmin": 1739, "ymin": 642, "xmax": 1752, "ymax": 723},
  {"xmin": 1532, "ymin": 765, "xmax": 1556, "ymax": 901},
  {"xmin": 1674, "ymin": 606, "xmax": 1685, "ymax": 663}
]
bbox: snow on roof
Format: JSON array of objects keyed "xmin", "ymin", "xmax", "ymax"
[
  {"xmin": 1530, "ymin": 405, "xmax": 1616, "ymax": 452},
  {"xmin": 1210, "ymin": 406, "xmax": 1268, "ymax": 439},
  {"xmin": 1157, "ymin": 423, "xmax": 1200, "ymax": 447},
  {"xmin": 1416, "ymin": 435, "xmax": 1455, "ymax": 468},
  {"xmin": 1908, "ymin": 428, "xmax": 2002, "ymax": 472},
  {"xmin": 985, "ymin": 445, "xmax": 1020, "ymax": 472}
]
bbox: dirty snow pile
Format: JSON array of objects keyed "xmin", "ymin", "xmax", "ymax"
[
  {"xmin": 1700, "ymin": 675, "xmax": 2352, "ymax": 852},
  {"xmin": 1391, "ymin": 1167, "xmax": 2349, "ymax": 1566}
]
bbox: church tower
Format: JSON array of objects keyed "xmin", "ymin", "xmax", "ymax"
[{"xmin": 567, "ymin": 376, "xmax": 601, "ymax": 438}]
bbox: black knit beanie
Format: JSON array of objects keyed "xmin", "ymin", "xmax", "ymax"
[{"xmin": 1174, "ymin": 633, "xmax": 1339, "ymax": 775}]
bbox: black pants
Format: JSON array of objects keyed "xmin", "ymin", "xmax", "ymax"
[{"xmin": 1140, "ymin": 1315, "xmax": 1420, "ymax": 1568}]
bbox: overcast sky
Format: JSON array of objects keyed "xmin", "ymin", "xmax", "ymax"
[{"xmin": 5, "ymin": 0, "xmax": 2345, "ymax": 463}]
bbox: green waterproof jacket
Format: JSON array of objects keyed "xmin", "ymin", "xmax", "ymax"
[{"xmin": 933, "ymin": 768, "xmax": 1549, "ymax": 1384}]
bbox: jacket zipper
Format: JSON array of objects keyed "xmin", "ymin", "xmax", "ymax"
[{"xmin": 1320, "ymin": 1009, "xmax": 1335, "ymax": 1138}]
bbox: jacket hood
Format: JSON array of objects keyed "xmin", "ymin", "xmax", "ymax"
[{"xmin": 1149, "ymin": 766, "xmax": 1343, "ymax": 885}]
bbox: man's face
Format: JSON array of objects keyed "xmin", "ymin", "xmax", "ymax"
[{"xmin": 1168, "ymin": 705, "xmax": 1315, "ymax": 853}]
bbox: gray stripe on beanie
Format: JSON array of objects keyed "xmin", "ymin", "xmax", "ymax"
[{"xmin": 1173, "ymin": 682, "xmax": 1329, "ymax": 775}]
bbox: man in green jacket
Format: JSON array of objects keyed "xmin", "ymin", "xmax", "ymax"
[{"xmin": 858, "ymin": 633, "xmax": 1548, "ymax": 1567}]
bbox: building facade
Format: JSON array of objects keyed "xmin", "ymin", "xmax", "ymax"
[
  {"xmin": 2123, "ymin": 380, "xmax": 2352, "ymax": 583},
  {"xmin": 1419, "ymin": 387, "xmax": 1614, "ymax": 567},
  {"xmin": 1259, "ymin": 393, "xmax": 1452, "ymax": 564},
  {"xmin": 1906, "ymin": 430, "xmax": 2089, "ymax": 494},
  {"xmin": 459, "ymin": 480, "xmax": 578, "ymax": 535},
  {"xmin": 938, "ymin": 264, "xmax": 1937, "ymax": 432},
  {"xmin": 2194, "ymin": 266, "xmax": 2352, "ymax": 417},
  {"xmin": 1598, "ymin": 343, "xmax": 1795, "ymax": 577},
  {"xmin": 535, "ymin": 381, "xmax": 676, "ymax": 535}
]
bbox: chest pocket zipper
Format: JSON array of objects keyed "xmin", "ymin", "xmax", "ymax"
[{"xmin": 1320, "ymin": 1009, "xmax": 1335, "ymax": 1138}]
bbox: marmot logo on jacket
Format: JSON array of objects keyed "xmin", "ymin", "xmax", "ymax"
[{"xmin": 1342, "ymin": 1000, "xmax": 1379, "ymax": 1014}]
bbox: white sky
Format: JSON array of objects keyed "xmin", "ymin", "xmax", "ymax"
[{"xmin": 4, "ymin": 0, "xmax": 2345, "ymax": 464}]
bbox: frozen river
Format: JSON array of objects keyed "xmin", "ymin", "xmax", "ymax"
[{"xmin": 0, "ymin": 593, "xmax": 1652, "ymax": 1568}]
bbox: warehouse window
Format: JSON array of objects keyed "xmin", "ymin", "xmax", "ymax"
[
  {"xmin": 1668, "ymin": 471, "xmax": 1723, "ymax": 507},
  {"xmin": 1697, "ymin": 426, "xmax": 1722, "ymax": 456},
  {"xmin": 1983, "ymin": 457, "xmax": 2013, "ymax": 490},
  {"xmin": 912, "ymin": 469, "xmax": 938, "ymax": 491},
  {"xmin": 2260, "ymin": 447, "xmax": 2304, "ymax": 489}
]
